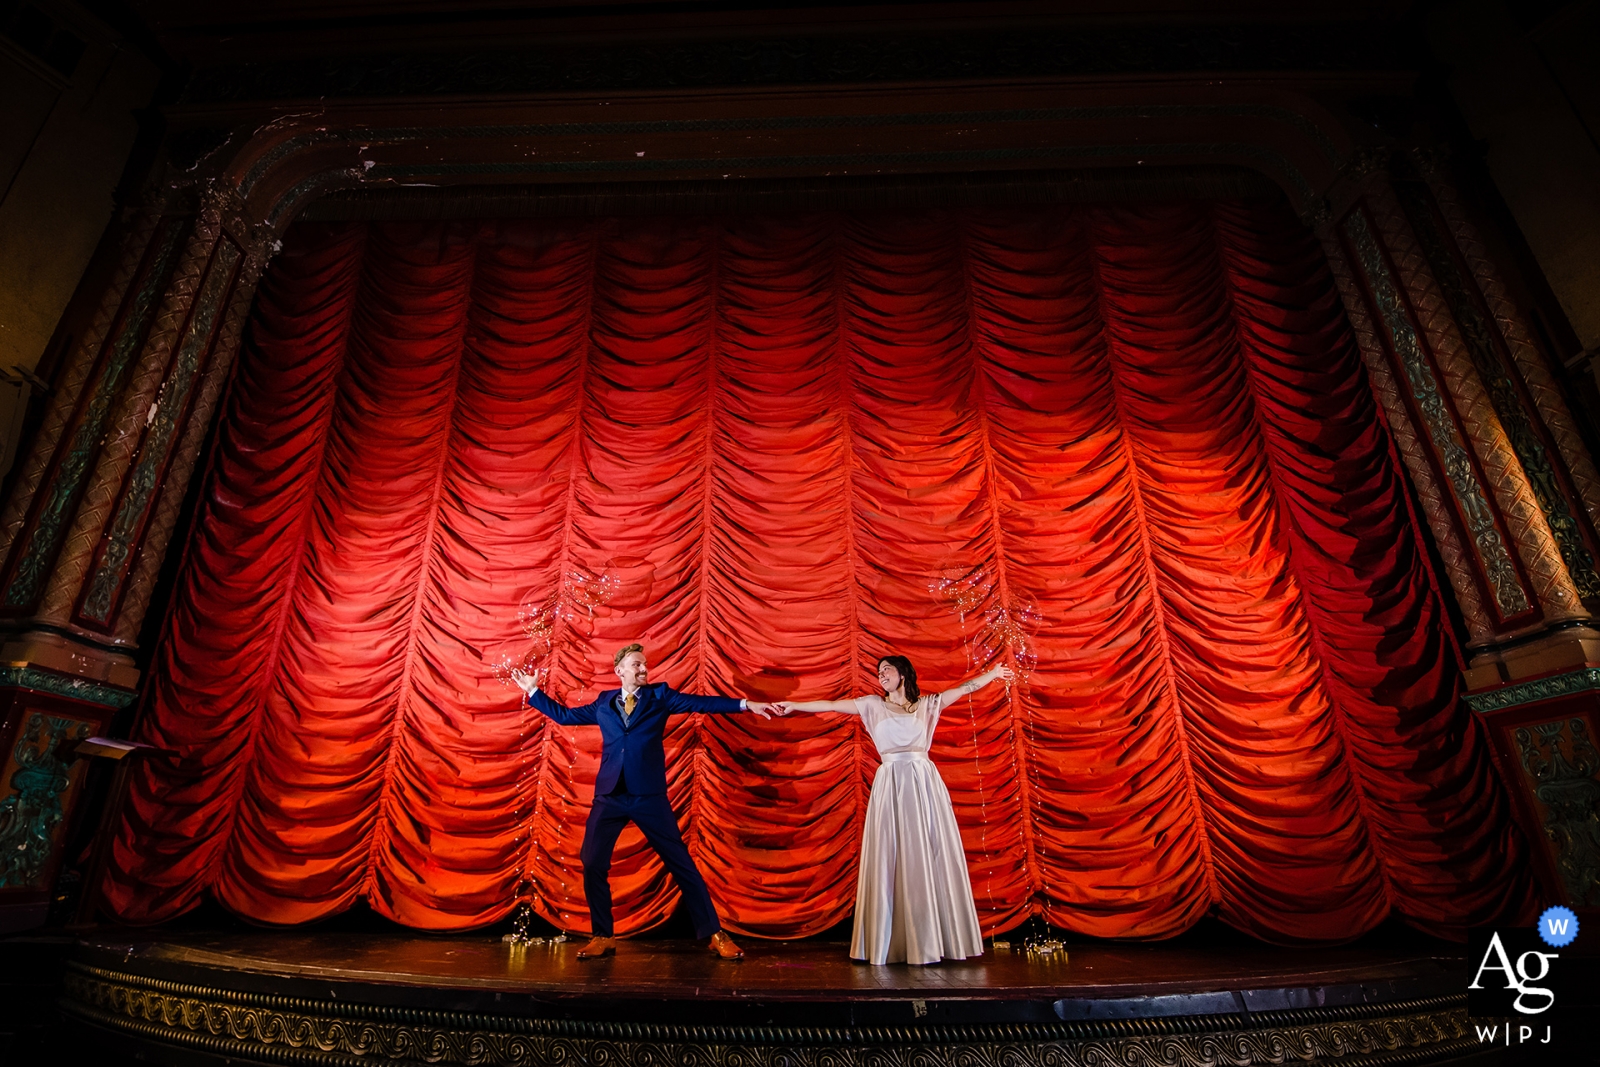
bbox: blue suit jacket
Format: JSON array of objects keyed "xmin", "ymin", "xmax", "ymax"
[{"xmin": 527, "ymin": 682, "xmax": 741, "ymax": 796}]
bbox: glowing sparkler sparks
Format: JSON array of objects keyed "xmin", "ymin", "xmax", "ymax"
[
  {"xmin": 494, "ymin": 566, "xmax": 622, "ymax": 689},
  {"xmin": 490, "ymin": 651, "xmax": 543, "ymax": 690},
  {"xmin": 976, "ymin": 601, "xmax": 1042, "ymax": 688},
  {"xmin": 502, "ymin": 901, "xmax": 568, "ymax": 947},
  {"xmin": 929, "ymin": 562, "xmax": 1041, "ymax": 688},
  {"xmin": 931, "ymin": 564, "xmax": 988, "ymax": 618}
]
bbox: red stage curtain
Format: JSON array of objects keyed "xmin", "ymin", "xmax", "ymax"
[{"xmin": 104, "ymin": 200, "xmax": 1537, "ymax": 942}]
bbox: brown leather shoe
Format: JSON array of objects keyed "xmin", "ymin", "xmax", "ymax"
[
  {"xmin": 707, "ymin": 931, "xmax": 744, "ymax": 960},
  {"xmin": 576, "ymin": 936, "xmax": 617, "ymax": 959}
]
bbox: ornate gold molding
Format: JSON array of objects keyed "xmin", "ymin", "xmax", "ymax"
[
  {"xmin": 61, "ymin": 964, "xmax": 1473, "ymax": 1067},
  {"xmin": 1391, "ymin": 177, "xmax": 1600, "ymax": 602},
  {"xmin": 1363, "ymin": 184, "xmax": 1586, "ymax": 625},
  {"xmin": 1413, "ymin": 152, "xmax": 1600, "ymax": 567},
  {"xmin": 1319, "ymin": 227, "xmax": 1495, "ymax": 642}
]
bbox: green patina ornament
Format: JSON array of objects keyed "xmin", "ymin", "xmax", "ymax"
[{"xmin": 0, "ymin": 713, "xmax": 91, "ymax": 890}]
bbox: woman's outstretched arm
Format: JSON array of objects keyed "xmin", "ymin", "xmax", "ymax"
[
  {"xmin": 777, "ymin": 698, "xmax": 858, "ymax": 714},
  {"xmin": 935, "ymin": 664, "xmax": 1015, "ymax": 707}
]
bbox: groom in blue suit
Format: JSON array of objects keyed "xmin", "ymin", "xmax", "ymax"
[{"xmin": 513, "ymin": 643, "xmax": 776, "ymax": 960}]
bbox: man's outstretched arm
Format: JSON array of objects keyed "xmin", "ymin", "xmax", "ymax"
[
  {"xmin": 663, "ymin": 686, "xmax": 780, "ymax": 719},
  {"xmin": 512, "ymin": 670, "xmax": 600, "ymax": 726}
]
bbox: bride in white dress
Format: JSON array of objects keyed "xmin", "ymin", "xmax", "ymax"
[{"xmin": 779, "ymin": 655, "xmax": 1014, "ymax": 965}]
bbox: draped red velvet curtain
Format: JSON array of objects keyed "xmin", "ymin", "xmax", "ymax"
[{"xmin": 104, "ymin": 199, "xmax": 1536, "ymax": 942}]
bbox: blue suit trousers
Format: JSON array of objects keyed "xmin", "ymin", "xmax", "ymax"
[{"xmin": 580, "ymin": 791, "xmax": 721, "ymax": 939}]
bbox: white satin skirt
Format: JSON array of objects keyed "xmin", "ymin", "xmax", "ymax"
[{"xmin": 850, "ymin": 752, "xmax": 984, "ymax": 965}]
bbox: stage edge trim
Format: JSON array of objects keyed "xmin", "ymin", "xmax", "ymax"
[{"xmin": 60, "ymin": 963, "xmax": 1474, "ymax": 1067}]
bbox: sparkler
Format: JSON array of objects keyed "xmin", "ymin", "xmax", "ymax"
[
  {"xmin": 502, "ymin": 902, "xmax": 568, "ymax": 948},
  {"xmin": 929, "ymin": 563, "xmax": 1041, "ymax": 689},
  {"xmin": 492, "ymin": 566, "xmax": 622, "ymax": 690},
  {"xmin": 499, "ymin": 566, "xmax": 630, "ymax": 943},
  {"xmin": 988, "ymin": 936, "xmax": 1067, "ymax": 962},
  {"xmin": 930, "ymin": 556, "xmax": 1049, "ymax": 942}
]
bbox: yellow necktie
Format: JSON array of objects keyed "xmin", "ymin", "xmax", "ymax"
[{"xmin": 623, "ymin": 692, "xmax": 636, "ymax": 721}]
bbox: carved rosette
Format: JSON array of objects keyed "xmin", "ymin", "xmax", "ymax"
[
  {"xmin": 1318, "ymin": 228, "xmax": 1495, "ymax": 642},
  {"xmin": 1415, "ymin": 153, "xmax": 1600, "ymax": 559},
  {"xmin": 1364, "ymin": 183, "xmax": 1587, "ymax": 625},
  {"xmin": 0, "ymin": 212, "xmax": 161, "ymax": 571},
  {"xmin": 61, "ymin": 965, "xmax": 1474, "ymax": 1067}
]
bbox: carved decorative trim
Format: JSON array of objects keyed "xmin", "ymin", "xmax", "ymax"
[
  {"xmin": 304, "ymin": 167, "xmax": 1282, "ymax": 222},
  {"xmin": 61, "ymin": 965, "xmax": 1471, "ymax": 1067},
  {"xmin": 34, "ymin": 200, "xmax": 228, "ymax": 627},
  {"xmin": 1318, "ymin": 232, "xmax": 1493, "ymax": 641},
  {"xmin": 77, "ymin": 239, "xmax": 244, "ymax": 629},
  {"xmin": 1464, "ymin": 668, "xmax": 1600, "ymax": 714},
  {"xmin": 264, "ymin": 143, "xmax": 1320, "ymax": 230},
  {"xmin": 114, "ymin": 252, "xmax": 266, "ymax": 643},
  {"xmin": 1392, "ymin": 180, "xmax": 1600, "ymax": 601},
  {"xmin": 372, "ymin": 142, "xmax": 1318, "ymax": 200},
  {"xmin": 1363, "ymin": 184, "xmax": 1583, "ymax": 623},
  {"xmin": 0, "ymin": 666, "xmax": 137, "ymax": 709},
  {"xmin": 1, "ymin": 220, "xmax": 189, "ymax": 613},
  {"xmin": 266, "ymin": 167, "xmax": 371, "ymax": 230},
  {"xmin": 0, "ymin": 711, "xmax": 91, "ymax": 889},
  {"xmin": 1338, "ymin": 147, "xmax": 1391, "ymax": 187},
  {"xmin": 1513, "ymin": 716, "xmax": 1600, "ymax": 905},
  {"xmin": 0, "ymin": 213, "xmax": 158, "ymax": 573},
  {"xmin": 1413, "ymin": 152, "xmax": 1600, "ymax": 562},
  {"xmin": 1342, "ymin": 208, "xmax": 1530, "ymax": 621},
  {"xmin": 240, "ymin": 105, "xmax": 1341, "ymax": 199}
]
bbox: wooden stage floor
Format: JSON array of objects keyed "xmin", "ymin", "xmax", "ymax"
[
  {"xmin": 57, "ymin": 929, "xmax": 1500, "ymax": 1065},
  {"xmin": 68, "ymin": 928, "xmax": 1466, "ymax": 1026}
]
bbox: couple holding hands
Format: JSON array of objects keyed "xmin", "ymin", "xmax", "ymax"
[{"xmin": 511, "ymin": 644, "xmax": 1013, "ymax": 966}]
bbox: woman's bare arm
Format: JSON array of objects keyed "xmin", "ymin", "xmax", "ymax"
[
  {"xmin": 936, "ymin": 664, "xmax": 1016, "ymax": 706},
  {"xmin": 776, "ymin": 698, "xmax": 859, "ymax": 714}
]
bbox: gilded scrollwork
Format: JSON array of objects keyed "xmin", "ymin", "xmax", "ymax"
[
  {"xmin": 1318, "ymin": 232, "xmax": 1493, "ymax": 641},
  {"xmin": 61, "ymin": 965, "xmax": 1471, "ymax": 1067},
  {"xmin": 1342, "ymin": 208, "xmax": 1530, "ymax": 620}
]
